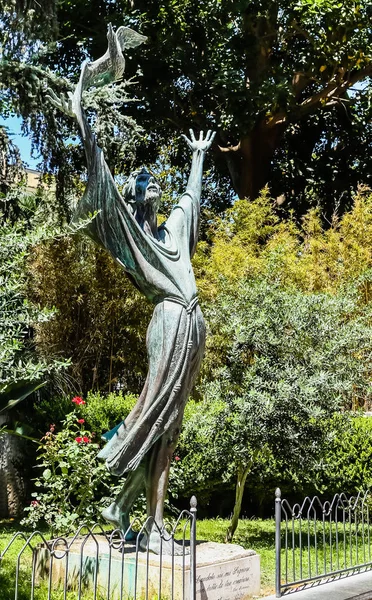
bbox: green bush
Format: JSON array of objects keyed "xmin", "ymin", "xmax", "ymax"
[
  {"xmin": 33, "ymin": 390, "xmax": 136, "ymax": 440},
  {"xmin": 80, "ymin": 390, "xmax": 137, "ymax": 438},
  {"xmin": 170, "ymin": 275, "xmax": 372, "ymax": 535},
  {"xmin": 310, "ymin": 415, "xmax": 372, "ymax": 495}
]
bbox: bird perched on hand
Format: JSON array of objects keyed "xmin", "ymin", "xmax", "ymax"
[{"xmin": 81, "ymin": 23, "xmax": 147, "ymax": 91}]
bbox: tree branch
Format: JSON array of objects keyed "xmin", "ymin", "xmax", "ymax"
[
  {"xmin": 218, "ymin": 141, "xmax": 241, "ymax": 153},
  {"xmin": 294, "ymin": 65, "xmax": 372, "ymax": 119}
]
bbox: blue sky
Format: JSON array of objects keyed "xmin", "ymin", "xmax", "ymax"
[{"xmin": 0, "ymin": 115, "xmax": 40, "ymax": 169}]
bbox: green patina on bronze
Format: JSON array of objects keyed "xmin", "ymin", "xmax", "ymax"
[{"xmin": 47, "ymin": 24, "xmax": 215, "ymax": 553}]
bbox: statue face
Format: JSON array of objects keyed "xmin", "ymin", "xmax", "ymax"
[{"xmin": 135, "ymin": 169, "xmax": 161, "ymax": 210}]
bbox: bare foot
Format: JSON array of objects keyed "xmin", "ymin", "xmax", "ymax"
[
  {"xmin": 101, "ymin": 505, "xmax": 137, "ymax": 541},
  {"xmin": 140, "ymin": 531, "xmax": 189, "ymax": 555}
]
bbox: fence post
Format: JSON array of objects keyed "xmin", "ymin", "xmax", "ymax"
[
  {"xmin": 275, "ymin": 487, "xmax": 282, "ymax": 598},
  {"xmin": 190, "ymin": 495, "xmax": 197, "ymax": 600}
]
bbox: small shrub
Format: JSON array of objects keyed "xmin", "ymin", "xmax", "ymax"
[{"xmin": 22, "ymin": 396, "xmax": 121, "ymax": 533}]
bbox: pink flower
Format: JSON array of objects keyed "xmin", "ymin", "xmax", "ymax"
[
  {"xmin": 75, "ymin": 437, "xmax": 83, "ymax": 443},
  {"xmin": 31, "ymin": 500, "xmax": 39, "ymax": 507},
  {"xmin": 77, "ymin": 419, "xmax": 85, "ymax": 424},
  {"xmin": 49, "ymin": 424, "xmax": 55, "ymax": 432},
  {"xmin": 174, "ymin": 456, "xmax": 181, "ymax": 462},
  {"xmin": 72, "ymin": 396, "xmax": 85, "ymax": 405}
]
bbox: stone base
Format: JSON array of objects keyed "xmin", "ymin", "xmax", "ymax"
[
  {"xmin": 194, "ymin": 542, "xmax": 260, "ymax": 599},
  {"xmin": 36, "ymin": 537, "xmax": 260, "ymax": 600}
]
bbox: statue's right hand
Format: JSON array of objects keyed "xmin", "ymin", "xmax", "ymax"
[{"xmin": 46, "ymin": 88, "xmax": 76, "ymax": 119}]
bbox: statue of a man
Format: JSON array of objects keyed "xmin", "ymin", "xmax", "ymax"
[{"xmin": 48, "ymin": 25, "xmax": 214, "ymax": 554}]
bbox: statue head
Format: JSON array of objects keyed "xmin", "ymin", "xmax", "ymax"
[{"xmin": 123, "ymin": 167, "xmax": 162, "ymax": 213}]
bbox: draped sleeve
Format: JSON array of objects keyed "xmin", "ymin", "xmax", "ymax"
[
  {"xmin": 73, "ymin": 140, "xmax": 138, "ymax": 272},
  {"xmin": 165, "ymin": 190, "xmax": 200, "ymax": 259},
  {"xmin": 73, "ymin": 140, "xmax": 187, "ymax": 303}
]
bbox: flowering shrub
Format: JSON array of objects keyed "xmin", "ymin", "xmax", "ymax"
[
  {"xmin": 22, "ymin": 398, "xmax": 120, "ymax": 533},
  {"xmin": 72, "ymin": 396, "xmax": 85, "ymax": 405}
]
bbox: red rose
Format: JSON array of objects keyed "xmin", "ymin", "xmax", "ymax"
[
  {"xmin": 75, "ymin": 437, "xmax": 83, "ymax": 443},
  {"xmin": 77, "ymin": 419, "xmax": 85, "ymax": 424},
  {"xmin": 82, "ymin": 436, "xmax": 90, "ymax": 443},
  {"xmin": 72, "ymin": 396, "xmax": 85, "ymax": 405},
  {"xmin": 174, "ymin": 456, "xmax": 181, "ymax": 462}
]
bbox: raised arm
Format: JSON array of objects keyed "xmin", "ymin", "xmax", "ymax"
[
  {"xmin": 46, "ymin": 24, "xmax": 146, "ymax": 170},
  {"xmin": 167, "ymin": 130, "xmax": 215, "ymax": 258},
  {"xmin": 47, "ymin": 63, "xmax": 96, "ymax": 169},
  {"xmin": 181, "ymin": 129, "xmax": 216, "ymax": 202}
]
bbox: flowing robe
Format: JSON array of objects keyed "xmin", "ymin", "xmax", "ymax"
[{"xmin": 75, "ymin": 141, "xmax": 206, "ymax": 475}]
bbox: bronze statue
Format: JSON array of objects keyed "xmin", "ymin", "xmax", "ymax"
[{"xmin": 48, "ymin": 25, "xmax": 214, "ymax": 554}]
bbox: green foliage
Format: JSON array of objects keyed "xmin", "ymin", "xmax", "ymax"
[
  {"xmin": 0, "ymin": 380, "xmax": 46, "ymax": 417},
  {"xmin": 21, "ymin": 400, "xmax": 120, "ymax": 533},
  {"xmin": 80, "ymin": 390, "xmax": 137, "ymax": 438},
  {"xmin": 98, "ymin": 0, "xmax": 372, "ymax": 208},
  {"xmin": 0, "ymin": 208, "xmax": 68, "ymax": 399},
  {"xmin": 195, "ymin": 186, "xmax": 372, "ymax": 303},
  {"xmin": 0, "ymin": 0, "xmax": 143, "ymax": 216},
  {"xmin": 3, "ymin": 0, "xmax": 372, "ymax": 215},
  {"xmin": 173, "ymin": 279, "xmax": 372, "ymax": 491},
  {"xmin": 311, "ymin": 416, "xmax": 372, "ymax": 494},
  {"xmin": 28, "ymin": 234, "xmax": 150, "ymax": 394},
  {"xmin": 31, "ymin": 390, "xmax": 136, "ymax": 440},
  {"xmin": 173, "ymin": 189, "xmax": 372, "ymax": 535}
]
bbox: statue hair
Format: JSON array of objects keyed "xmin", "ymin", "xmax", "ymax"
[
  {"xmin": 123, "ymin": 168, "xmax": 162, "ymax": 210},
  {"xmin": 123, "ymin": 169, "xmax": 143, "ymax": 205}
]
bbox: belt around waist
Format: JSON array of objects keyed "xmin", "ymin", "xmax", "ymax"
[{"xmin": 162, "ymin": 296, "xmax": 199, "ymax": 315}]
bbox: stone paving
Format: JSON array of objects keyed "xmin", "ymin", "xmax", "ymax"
[{"xmin": 261, "ymin": 569, "xmax": 372, "ymax": 600}]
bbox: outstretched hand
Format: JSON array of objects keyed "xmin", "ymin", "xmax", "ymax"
[
  {"xmin": 182, "ymin": 129, "xmax": 215, "ymax": 153},
  {"xmin": 46, "ymin": 62, "xmax": 89, "ymax": 119},
  {"xmin": 46, "ymin": 88, "xmax": 76, "ymax": 118}
]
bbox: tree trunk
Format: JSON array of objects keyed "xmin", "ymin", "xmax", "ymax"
[
  {"xmin": 0, "ymin": 416, "xmax": 25, "ymax": 517},
  {"xmin": 225, "ymin": 463, "xmax": 252, "ymax": 543},
  {"xmin": 221, "ymin": 119, "xmax": 286, "ymax": 200}
]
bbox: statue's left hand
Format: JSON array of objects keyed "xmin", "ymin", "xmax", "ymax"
[{"xmin": 182, "ymin": 129, "xmax": 216, "ymax": 153}]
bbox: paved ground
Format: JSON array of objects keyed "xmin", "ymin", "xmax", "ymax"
[{"xmin": 261, "ymin": 569, "xmax": 372, "ymax": 600}]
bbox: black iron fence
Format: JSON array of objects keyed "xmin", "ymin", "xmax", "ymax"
[
  {"xmin": 0, "ymin": 497, "xmax": 197, "ymax": 600},
  {"xmin": 275, "ymin": 488, "xmax": 372, "ymax": 597}
]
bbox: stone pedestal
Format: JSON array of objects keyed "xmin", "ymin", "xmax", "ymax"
[
  {"xmin": 194, "ymin": 542, "xmax": 260, "ymax": 599},
  {"xmin": 36, "ymin": 537, "xmax": 260, "ymax": 600}
]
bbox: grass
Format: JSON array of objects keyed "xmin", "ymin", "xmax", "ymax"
[{"xmin": 0, "ymin": 520, "xmax": 117, "ymax": 600}]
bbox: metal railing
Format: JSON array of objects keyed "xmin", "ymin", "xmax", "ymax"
[
  {"xmin": 275, "ymin": 488, "xmax": 372, "ymax": 597},
  {"xmin": 0, "ymin": 496, "xmax": 197, "ymax": 600}
]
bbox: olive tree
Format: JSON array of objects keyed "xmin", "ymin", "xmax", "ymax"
[{"xmin": 178, "ymin": 277, "xmax": 372, "ymax": 541}]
